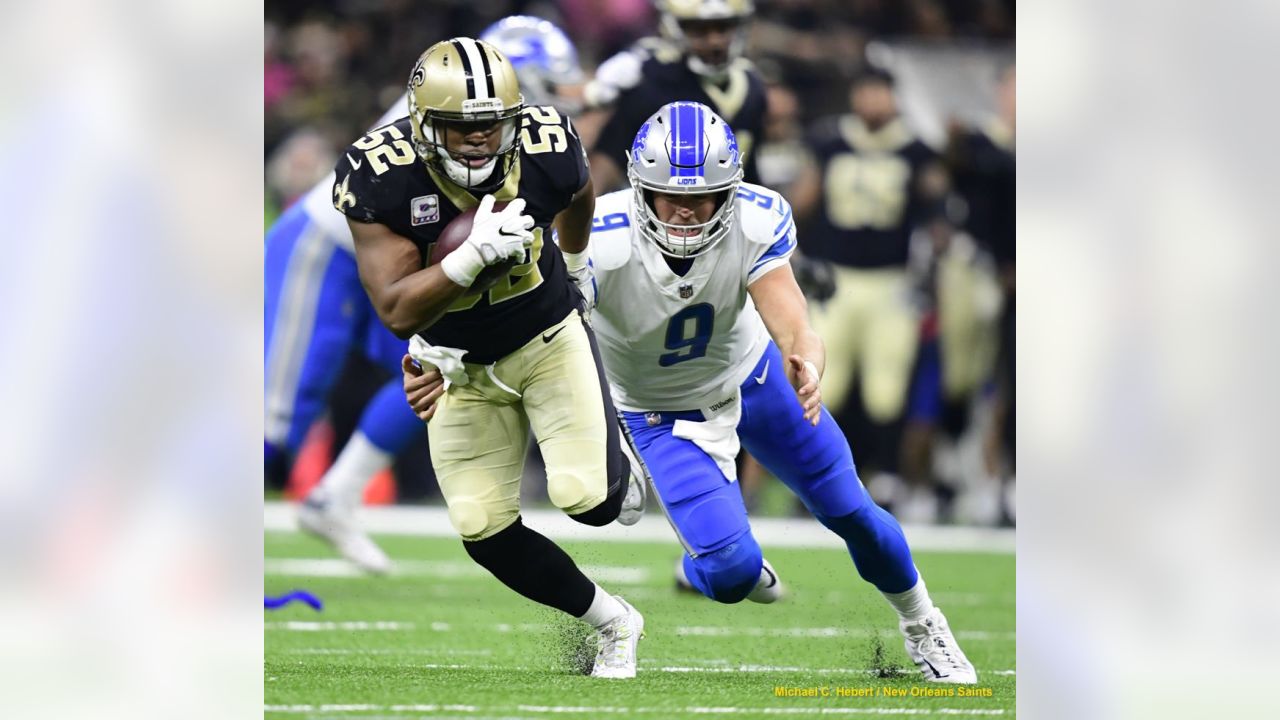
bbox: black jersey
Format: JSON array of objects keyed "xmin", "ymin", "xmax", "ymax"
[
  {"xmin": 593, "ymin": 40, "xmax": 768, "ymax": 186},
  {"xmin": 801, "ymin": 116, "xmax": 938, "ymax": 269},
  {"xmin": 334, "ymin": 107, "xmax": 588, "ymax": 364},
  {"xmin": 951, "ymin": 123, "xmax": 1015, "ymax": 269}
]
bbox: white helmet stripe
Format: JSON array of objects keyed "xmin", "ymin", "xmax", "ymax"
[{"xmin": 457, "ymin": 37, "xmax": 493, "ymax": 100}]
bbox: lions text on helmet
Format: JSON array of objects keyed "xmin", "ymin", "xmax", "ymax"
[
  {"xmin": 628, "ymin": 101, "xmax": 744, "ymax": 257},
  {"xmin": 407, "ymin": 38, "xmax": 525, "ymax": 190}
]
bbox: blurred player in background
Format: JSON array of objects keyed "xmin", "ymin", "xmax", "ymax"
[
  {"xmin": 585, "ymin": 0, "xmax": 768, "ymax": 191},
  {"xmin": 409, "ymin": 102, "xmax": 978, "ymax": 683},
  {"xmin": 898, "ymin": 211, "xmax": 1001, "ymax": 523},
  {"xmin": 266, "ymin": 17, "xmax": 588, "ymax": 574},
  {"xmin": 265, "ymin": 93, "xmax": 423, "ymax": 575},
  {"xmin": 341, "ymin": 37, "xmax": 645, "ymax": 679},
  {"xmin": 946, "ymin": 63, "xmax": 1015, "ymax": 520},
  {"xmin": 790, "ymin": 67, "xmax": 948, "ymax": 508},
  {"xmin": 480, "ymin": 16, "xmax": 588, "ymax": 116}
]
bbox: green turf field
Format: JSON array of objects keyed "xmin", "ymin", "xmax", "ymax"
[{"xmin": 266, "ymin": 530, "xmax": 1015, "ymax": 718}]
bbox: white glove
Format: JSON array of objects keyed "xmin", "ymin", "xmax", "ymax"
[
  {"xmin": 563, "ymin": 248, "xmax": 596, "ymax": 312},
  {"xmin": 440, "ymin": 195, "xmax": 535, "ymax": 287},
  {"xmin": 583, "ymin": 49, "xmax": 644, "ymax": 109}
]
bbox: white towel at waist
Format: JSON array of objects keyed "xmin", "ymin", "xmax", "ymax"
[
  {"xmin": 408, "ymin": 336, "xmax": 470, "ymax": 389},
  {"xmin": 671, "ymin": 389, "xmax": 743, "ymax": 482}
]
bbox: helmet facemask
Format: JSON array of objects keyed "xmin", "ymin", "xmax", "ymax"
[
  {"xmin": 633, "ymin": 185, "xmax": 737, "ymax": 258},
  {"xmin": 417, "ymin": 107, "xmax": 522, "ymax": 190}
]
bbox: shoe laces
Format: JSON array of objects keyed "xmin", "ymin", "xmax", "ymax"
[
  {"xmin": 595, "ymin": 615, "xmax": 634, "ymax": 667},
  {"xmin": 909, "ymin": 616, "xmax": 967, "ymax": 668}
]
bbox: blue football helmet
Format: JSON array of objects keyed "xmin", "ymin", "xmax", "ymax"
[
  {"xmin": 480, "ymin": 16, "xmax": 584, "ymax": 114},
  {"xmin": 627, "ymin": 101, "xmax": 744, "ymax": 257}
]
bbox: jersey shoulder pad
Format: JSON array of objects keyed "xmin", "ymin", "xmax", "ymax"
[
  {"xmin": 588, "ymin": 191, "xmax": 634, "ymax": 270},
  {"xmin": 333, "ymin": 119, "xmax": 418, "ymax": 223},
  {"xmin": 734, "ymin": 183, "xmax": 793, "ymax": 247},
  {"xmin": 520, "ymin": 104, "xmax": 579, "ymax": 148},
  {"xmin": 521, "ymin": 105, "xmax": 588, "ymax": 191}
]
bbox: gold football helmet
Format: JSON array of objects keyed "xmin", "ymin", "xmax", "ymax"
[
  {"xmin": 655, "ymin": 0, "xmax": 755, "ymax": 78},
  {"xmin": 407, "ymin": 37, "xmax": 525, "ymax": 189}
]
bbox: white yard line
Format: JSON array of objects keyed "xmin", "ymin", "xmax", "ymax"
[
  {"xmin": 265, "ymin": 704, "xmax": 1005, "ymax": 716},
  {"xmin": 285, "ymin": 648, "xmax": 492, "ymax": 656},
  {"xmin": 266, "ymin": 621, "xmax": 1012, "ymax": 642},
  {"xmin": 265, "ymin": 621, "xmax": 415, "ymax": 631},
  {"xmin": 674, "ymin": 626, "xmax": 1015, "ymax": 641},
  {"xmin": 264, "ymin": 558, "xmax": 652, "ymax": 585},
  {"xmin": 277, "ymin": 651, "xmax": 1016, "ymax": 677},
  {"xmin": 264, "ymin": 502, "xmax": 1014, "ymax": 554}
]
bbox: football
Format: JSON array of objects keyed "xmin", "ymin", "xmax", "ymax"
[{"xmin": 429, "ymin": 201, "xmax": 521, "ymax": 293}]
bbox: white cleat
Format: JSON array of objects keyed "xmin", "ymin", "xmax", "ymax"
[
  {"xmin": 298, "ymin": 491, "xmax": 391, "ymax": 575},
  {"xmin": 615, "ymin": 441, "xmax": 648, "ymax": 526},
  {"xmin": 900, "ymin": 607, "xmax": 978, "ymax": 684},
  {"xmin": 590, "ymin": 596, "xmax": 644, "ymax": 679},
  {"xmin": 746, "ymin": 558, "xmax": 784, "ymax": 604}
]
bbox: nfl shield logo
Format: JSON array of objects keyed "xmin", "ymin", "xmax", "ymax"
[
  {"xmin": 411, "ymin": 195, "xmax": 440, "ymax": 226},
  {"xmin": 679, "ymin": 284, "xmax": 693, "ymax": 299},
  {"xmin": 645, "ymin": 412, "xmax": 662, "ymax": 427}
]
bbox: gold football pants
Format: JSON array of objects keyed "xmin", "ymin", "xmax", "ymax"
[
  {"xmin": 809, "ymin": 267, "xmax": 919, "ymax": 422},
  {"xmin": 428, "ymin": 310, "xmax": 621, "ymax": 540}
]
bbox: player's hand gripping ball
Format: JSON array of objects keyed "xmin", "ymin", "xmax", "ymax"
[{"xmin": 430, "ymin": 198, "xmax": 531, "ymax": 292}]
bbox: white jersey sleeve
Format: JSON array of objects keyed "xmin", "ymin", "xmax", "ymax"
[
  {"xmin": 298, "ymin": 95, "xmax": 412, "ymax": 253},
  {"xmin": 737, "ymin": 182, "xmax": 798, "ymax": 284}
]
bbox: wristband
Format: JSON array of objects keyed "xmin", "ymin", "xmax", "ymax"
[
  {"xmin": 439, "ymin": 242, "xmax": 484, "ymax": 287},
  {"xmin": 563, "ymin": 248, "xmax": 590, "ymax": 274}
]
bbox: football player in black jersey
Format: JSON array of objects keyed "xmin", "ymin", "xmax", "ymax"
[
  {"xmin": 334, "ymin": 37, "xmax": 645, "ymax": 679},
  {"xmin": 585, "ymin": 0, "xmax": 768, "ymax": 192},
  {"xmin": 789, "ymin": 67, "xmax": 949, "ymax": 499},
  {"xmin": 946, "ymin": 63, "xmax": 1015, "ymax": 512}
]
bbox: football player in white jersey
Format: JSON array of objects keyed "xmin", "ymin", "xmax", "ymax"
[
  {"xmin": 267, "ymin": 17, "xmax": 585, "ymax": 574},
  {"xmin": 405, "ymin": 101, "xmax": 977, "ymax": 684}
]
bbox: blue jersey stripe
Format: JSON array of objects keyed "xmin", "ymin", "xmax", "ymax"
[
  {"xmin": 773, "ymin": 208, "xmax": 793, "ymax": 238},
  {"xmin": 750, "ymin": 231, "xmax": 797, "ymax": 274}
]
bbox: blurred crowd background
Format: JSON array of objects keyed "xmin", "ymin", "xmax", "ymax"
[{"xmin": 264, "ymin": 0, "xmax": 1015, "ymax": 527}]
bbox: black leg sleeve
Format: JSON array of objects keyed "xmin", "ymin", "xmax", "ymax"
[{"xmin": 463, "ymin": 517, "xmax": 596, "ymax": 617}]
